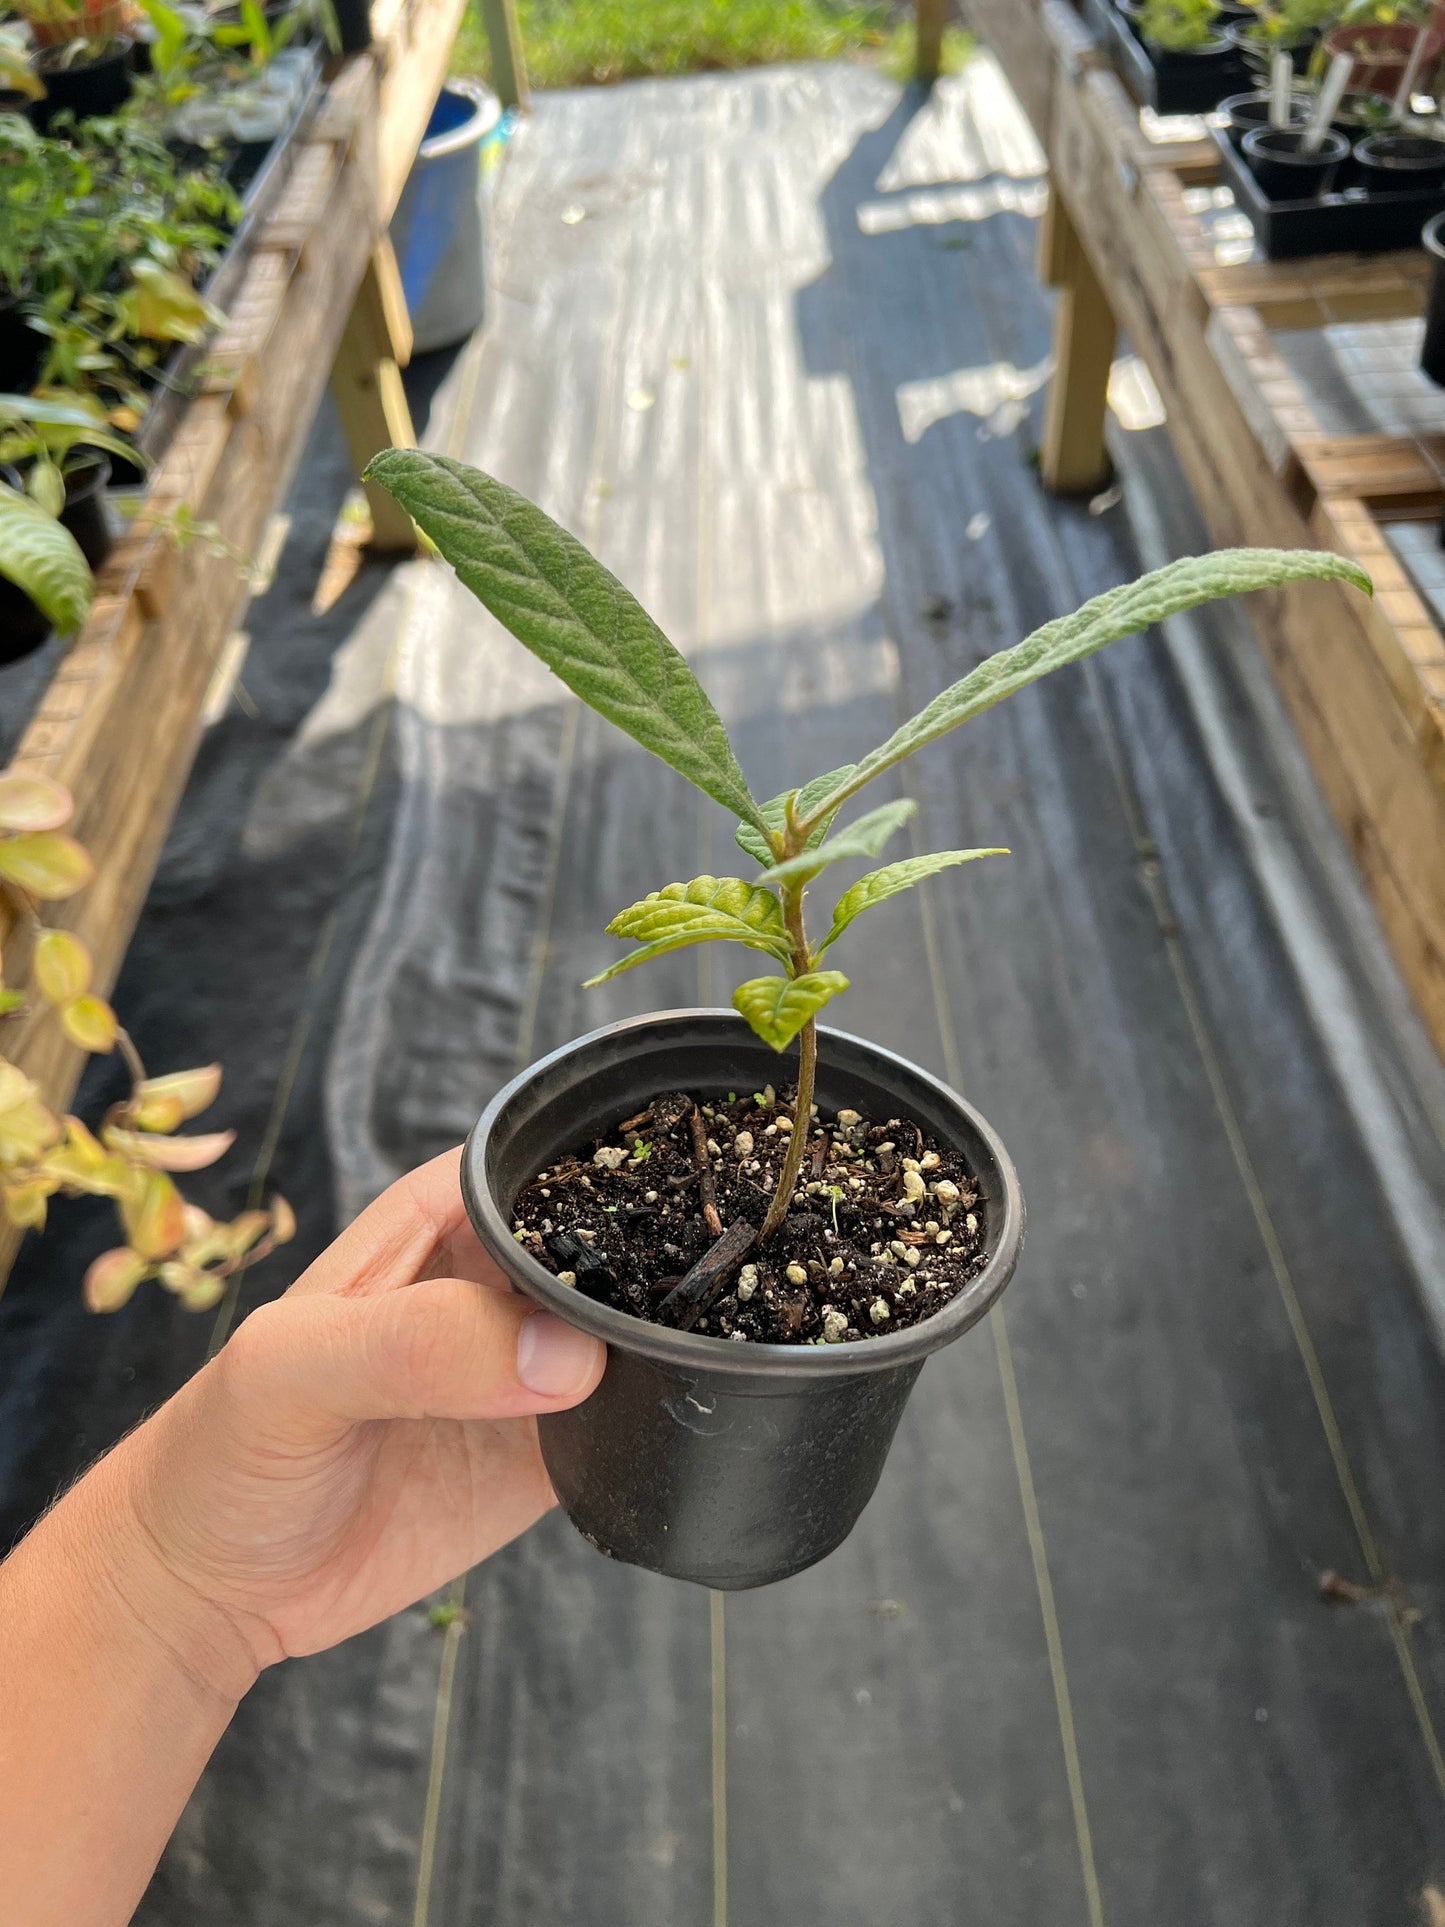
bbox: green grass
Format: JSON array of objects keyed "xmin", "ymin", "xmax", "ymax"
[{"xmin": 451, "ymin": 0, "xmax": 973, "ymax": 89}]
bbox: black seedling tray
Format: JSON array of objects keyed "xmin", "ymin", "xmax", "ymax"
[
  {"xmin": 1212, "ymin": 125, "xmax": 1445, "ymax": 259},
  {"xmin": 1083, "ymin": 0, "xmax": 1248, "ymax": 115}
]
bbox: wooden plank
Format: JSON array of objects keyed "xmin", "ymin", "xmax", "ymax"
[
  {"xmin": 1040, "ymin": 184, "xmax": 1116, "ymax": 494},
  {"xmin": 1297, "ymin": 432, "xmax": 1445, "ymax": 512},
  {"xmin": 330, "ymin": 245, "xmax": 419, "ymax": 552},
  {"xmin": 916, "ymin": 0, "xmax": 949, "ymax": 84},
  {"xmin": 478, "ymin": 0, "xmax": 528, "ymax": 112}
]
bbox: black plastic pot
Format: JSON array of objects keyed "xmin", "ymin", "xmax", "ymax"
[
  {"xmin": 0, "ymin": 578, "xmax": 53, "ymax": 663},
  {"xmin": 0, "ymin": 289, "xmax": 44, "ymax": 395},
  {"xmin": 1218, "ymin": 89, "xmax": 1310, "ymax": 150},
  {"xmin": 1355, "ymin": 131, "xmax": 1445, "ymax": 195},
  {"xmin": 1225, "ymin": 21, "xmax": 1316, "ymax": 75},
  {"xmin": 1420, "ymin": 210, "xmax": 1445, "ymax": 387},
  {"xmin": 1242, "ymin": 124, "xmax": 1349, "ymax": 201},
  {"xmin": 331, "ymin": 0, "xmax": 373, "ymax": 55},
  {"xmin": 33, "ymin": 39, "xmax": 133, "ymax": 130},
  {"xmin": 59, "ymin": 455, "xmax": 113, "ymax": 571},
  {"xmin": 463, "ymin": 1010, "xmax": 1025, "ymax": 1589}
]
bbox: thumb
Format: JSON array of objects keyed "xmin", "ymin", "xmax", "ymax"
[{"xmin": 221, "ymin": 1278, "xmax": 606, "ymax": 1437}]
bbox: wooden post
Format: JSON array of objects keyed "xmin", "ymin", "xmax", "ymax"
[
  {"xmin": 330, "ymin": 239, "xmax": 421, "ymax": 552},
  {"xmin": 480, "ymin": 0, "xmax": 528, "ymax": 110},
  {"xmin": 1038, "ymin": 187, "xmax": 1117, "ymax": 496},
  {"xmin": 915, "ymin": 0, "xmax": 948, "ymax": 83}
]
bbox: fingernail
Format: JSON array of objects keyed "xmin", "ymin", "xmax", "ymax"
[{"xmin": 517, "ymin": 1311, "xmax": 602, "ymax": 1397}]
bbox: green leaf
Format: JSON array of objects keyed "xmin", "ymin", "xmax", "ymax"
[
  {"xmin": 362, "ymin": 451, "xmax": 767, "ymax": 834},
  {"xmin": 798, "ymin": 549, "xmax": 1373, "ymax": 828},
  {"xmin": 732, "ymin": 971, "xmax": 850, "ymax": 1051},
  {"xmin": 585, "ymin": 875, "xmax": 790, "ymax": 985},
  {"xmin": 734, "ymin": 764, "xmax": 857, "ymax": 866},
  {"xmin": 0, "ymin": 483, "xmax": 92, "ymax": 636},
  {"xmin": 758, "ymin": 797, "xmax": 916, "ymax": 889},
  {"xmin": 818, "ymin": 848, "xmax": 1009, "ymax": 954}
]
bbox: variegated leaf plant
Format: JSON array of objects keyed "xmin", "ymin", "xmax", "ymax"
[{"xmin": 0, "ymin": 769, "xmax": 293, "ymax": 1312}]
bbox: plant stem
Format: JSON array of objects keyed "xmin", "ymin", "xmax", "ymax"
[
  {"xmin": 115, "ymin": 1025, "xmax": 148, "ymax": 1094},
  {"xmin": 759, "ymin": 880, "xmax": 816, "ymax": 1244},
  {"xmin": 759, "ymin": 1018, "xmax": 816, "ymax": 1243}
]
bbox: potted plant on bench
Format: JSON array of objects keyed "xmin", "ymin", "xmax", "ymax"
[{"xmin": 365, "ymin": 450, "xmax": 1369, "ymax": 1590}]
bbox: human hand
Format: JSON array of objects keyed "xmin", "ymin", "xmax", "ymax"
[{"xmin": 100, "ymin": 1147, "xmax": 606, "ymax": 1698}]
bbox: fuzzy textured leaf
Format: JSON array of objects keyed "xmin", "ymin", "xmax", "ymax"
[
  {"xmin": 0, "ymin": 484, "xmax": 93, "ymax": 637},
  {"xmin": 585, "ymin": 875, "xmax": 790, "ymax": 986},
  {"xmin": 801, "ymin": 549, "xmax": 1373, "ymax": 826},
  {"xmin": 0, "ymin": 831, "xmax": 94, "ymax": 900},
  {"xmin": 819, "ymin": 849, "xmax": 1009, "ymax": 954},
  {"xmin": 363, "ymin": 451, "xmax": 766, "ymax": 832},
  {"xmin": 758, "ymin": 798, "xmax": 916, "ymax": 889},
  {"xmin": 33, "ymin": 929, "xmax": 91, "ymax": 1005},
  {"xmin": 0, "ymin": 772, "xmax": 72, "ymax": 833},
  {"xmin": 732, "ymin": 970, "xmax": 850, "ymax": 1050}
]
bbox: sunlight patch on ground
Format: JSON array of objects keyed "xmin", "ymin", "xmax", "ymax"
[
  {"xmin": 1108, "ymin": 355, "xmax": 1167, "ymax": 431},
  {"xmin": 857, "ymin": 175, "xmax": 1048, "ymax": 235},
  {"xmin": 876, "ymin": 52, "xmax": 1044, "ymax": 189},
  {"xmin": 896, "ymin": 356, "xmax": 1052, "ymax": 444}
]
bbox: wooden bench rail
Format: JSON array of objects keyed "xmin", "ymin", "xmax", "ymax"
[{"xmin": 964, "ymin": 0, "xmax": 1445, "ymax": 1055}]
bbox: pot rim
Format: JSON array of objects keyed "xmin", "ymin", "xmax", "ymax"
[
  {"xmin": 1242, "ymin": 124, "xmax": 1349, "ymax": 165},
  {"xmin": 1355, "ymin": 130, "xmax": 1445, "ymax": 168},
  {"xmin": 1423, "ymin": 209, "xmax": 1445, "ymax": 260},
  {"xmin": 462, "ymin": 1008, "xmax": 1025, "ymax": 1380},
  {"xmin": 1218, "ymin": 90, "xmax": 1311, "ymax": 121}
]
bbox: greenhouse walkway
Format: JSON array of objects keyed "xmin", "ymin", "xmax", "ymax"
[{"xmin": 4, "ymin": 53, "xmax": 1445, "ymax": 1927}]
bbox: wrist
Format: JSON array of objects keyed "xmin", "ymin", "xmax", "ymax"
[{"xmin": 60, "ymin": 1422, "xmax": 263, "ymax": 1713}]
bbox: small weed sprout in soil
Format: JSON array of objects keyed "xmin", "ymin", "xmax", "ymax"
[{"xmin": 366, "ymin": 451, "xmax": 1369, "ymax": 1341}]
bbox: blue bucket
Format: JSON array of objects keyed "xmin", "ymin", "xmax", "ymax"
[{"xmin": 390, "ymin": 80, "xmax": 505, "ymax": 354}]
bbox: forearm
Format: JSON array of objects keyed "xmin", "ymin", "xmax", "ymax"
[{"xmin": 0, "ymin": 1425, "xmax": 254, "ymax": 1927}]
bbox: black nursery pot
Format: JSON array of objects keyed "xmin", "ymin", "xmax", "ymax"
[
  {"xmin": 463, "ymin": 1010, "xmax": 1025, "ymax": 1589},
  {"xmin": 1354, "ymin": 131, "xmax": 1445, "ymax": 195},
  {"xmin": 1218, "ymin": 89, "xmax": 1310, "ymax": 150},
  {"xmin": 59, "ymin": 455, "xmax": 113, "ymax": 571},
  {"xmin": 331, "ymin": 0, "xmax": 373, "ymax": 55},
  {"xmin": 1242, "ymin": 124, "xmax": 1349, "ymax": 201},
  {"xmin": 1420, "ymin": 212, "xmax": 1445, "ymax": 387},
  {"xmin": 33, "ymin": 39, "xmax": 134, "ymax": 131},
  {"xmin": 0, "ymin": 578, "xmax": 54, "ymax": 663},
  {"xmin": 0, "ymin": 290, "xmax": 44, "ymax": 394}
]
